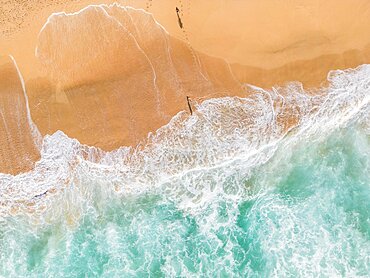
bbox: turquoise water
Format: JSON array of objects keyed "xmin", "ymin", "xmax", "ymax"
[
  {"xmin": 1, "ymin": 122, "xmax": 369, "ymax": 277},
  {"xmin": 1, "ymin": 4, "xmax": 369, "ymax": 276},
  {"xmin": 1, "ymin": 64, "xmax": 370, "ymax": 277}
]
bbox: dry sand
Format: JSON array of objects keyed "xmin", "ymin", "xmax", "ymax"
[{"xmin": 1, "ymin": 0, "xmax": 370, "ymax": 174}]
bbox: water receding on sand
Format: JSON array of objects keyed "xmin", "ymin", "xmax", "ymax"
[{"xmin": 1, "ymin": 58, "xmax": 369, "ymax": 276}]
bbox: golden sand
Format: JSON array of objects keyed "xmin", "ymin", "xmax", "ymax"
[
  {"xmin": 0, "ymin": 56, "xmax": 40, "ymax": 175},
  {"xmin": 1, "ymin": 0, "xmax": 370, "ymax": 174}
]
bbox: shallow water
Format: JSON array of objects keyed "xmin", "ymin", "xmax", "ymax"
[
  {"xmin": 1, "ymin": 63, "xmax": 369, "ymax": 276},
  {"xmin": 1, "ymin": 119, "xmax": 369, "ymax": 277}
]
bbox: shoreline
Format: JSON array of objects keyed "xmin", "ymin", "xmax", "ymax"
[{"xmin": 1, "ymin": 1, "xmax": 370, "ymax": 175}]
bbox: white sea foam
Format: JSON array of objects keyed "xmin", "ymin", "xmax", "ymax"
[
  {"xmin": 0, "ymin": 63, "xmax": 369, "ymax": 220},
  {"xmin": 1, "ymin": 4, "xmax": 370, "ymax": 276}
]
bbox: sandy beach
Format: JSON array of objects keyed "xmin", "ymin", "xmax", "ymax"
[{"xmin": 1, "ymin": 0, "xmax": 370, "ymax": 174}]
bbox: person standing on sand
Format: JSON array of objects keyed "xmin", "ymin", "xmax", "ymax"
[{"xmin": 186, "ymin": 96, "xmax": 193, "ymax": 115}]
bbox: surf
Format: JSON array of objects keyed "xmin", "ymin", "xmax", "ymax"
[{"xmin": 0, "ymin": 4, "xmax": 369, "ymax": 277}]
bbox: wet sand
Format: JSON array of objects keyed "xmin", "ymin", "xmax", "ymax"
[
  {"xmin": 0, "ymin": 56, "xmax": 40, "ymax": 175},
  {"xmin": 1, "ymin": 0, "xmax": 370, "ymax": 174}
]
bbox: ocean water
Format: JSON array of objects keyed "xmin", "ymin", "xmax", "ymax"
[{"xmin": 0, "ymin": 64, "xmax": 369, "ymax": 277}]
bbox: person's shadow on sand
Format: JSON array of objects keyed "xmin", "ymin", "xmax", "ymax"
[{"xmin": 176, "ymin": 7, "xmax": 183, "ymax": 29}]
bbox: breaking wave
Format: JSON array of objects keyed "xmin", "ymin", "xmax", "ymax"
[{"xmin": 0, "ymin": 62, "xmax": 369, "ymax": 276}]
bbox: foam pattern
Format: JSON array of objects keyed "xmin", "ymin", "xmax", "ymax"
[{"xmin": 0, "ymin": 64, "xmax": 369, "ymax": 276}]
